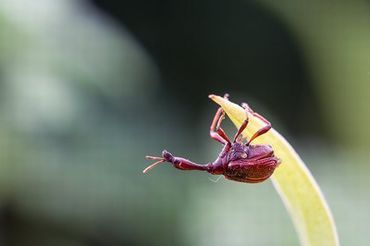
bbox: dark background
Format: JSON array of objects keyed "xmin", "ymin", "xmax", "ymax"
[{"xmin": 90, "ymin": 0, "xmax": 321, "ymax": 137}]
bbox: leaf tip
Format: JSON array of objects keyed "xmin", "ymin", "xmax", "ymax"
[{"xmin": 208, "ymin": 94, "xmax": 223, "ymax": 103}]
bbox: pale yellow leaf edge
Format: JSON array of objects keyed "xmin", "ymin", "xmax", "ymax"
[{"xmin": 209, "ymin": 95, "xmax": 339, "ymax": 246}]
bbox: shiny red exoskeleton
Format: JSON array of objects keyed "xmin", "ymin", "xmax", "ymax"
[{"xmin": 144, "ymin": 96, "xmax": 280, "ymax": 183}]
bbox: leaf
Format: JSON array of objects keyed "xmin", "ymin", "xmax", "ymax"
[{"xmin": 209, "ymin": 94, "xmax": 339, "ymax": 246}]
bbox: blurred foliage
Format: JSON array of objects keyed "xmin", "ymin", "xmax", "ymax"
[
  {"xmin": 0, "ymin": 0, "xmax": 369, "ymax": 245},
  {"xmin": 257, "ymin": 0, "xmax": 370, "ymax": 148}
]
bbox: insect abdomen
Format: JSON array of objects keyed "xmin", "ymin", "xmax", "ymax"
[{"xmin": 225, "ymin": 160, "xmax": 277, "ymax": 183}]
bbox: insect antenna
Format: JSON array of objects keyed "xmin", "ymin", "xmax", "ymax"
[{"xmin": 143, "ymin": 156, "xmax": 166, "ymax": 173}]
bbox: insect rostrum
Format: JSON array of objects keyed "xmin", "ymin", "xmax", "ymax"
[{"xmin": 144, "ymin": 94, "xmax": 281, "ymax": 183}]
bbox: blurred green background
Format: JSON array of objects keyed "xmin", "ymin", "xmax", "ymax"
[{"xmin": 0, "ymin": 0, "xmax": 370, "ymax": 245}]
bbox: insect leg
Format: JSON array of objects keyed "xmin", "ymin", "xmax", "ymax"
[
  {"xmin": 210, "ymin": 107, "xmax": 231, "ymax": 145},
  {"xmin": 232, "ymin": 115, "xmax": 249, "ymax": 142},
  {"xmin": 241, "ymin": 103, "xmax": 272, "ymax": 145}
]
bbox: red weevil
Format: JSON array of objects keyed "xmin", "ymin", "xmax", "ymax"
[{"xmin": 144, "ymin": 95, "xmax": 280, "ymax": 183}]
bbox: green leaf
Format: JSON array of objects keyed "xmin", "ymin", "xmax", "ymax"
[{"xmin": 209, "ymin": 94, "xmax": 339, "ymax": 246}]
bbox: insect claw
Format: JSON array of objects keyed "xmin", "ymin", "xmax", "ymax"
[{"xmin": 241, "ymin": 102, "xmax": 254, "ymax": 114}]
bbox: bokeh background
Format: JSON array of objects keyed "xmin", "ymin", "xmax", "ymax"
[{"xmin": 0, "ymin": 0, "xmax": 370, "ymax": 245}]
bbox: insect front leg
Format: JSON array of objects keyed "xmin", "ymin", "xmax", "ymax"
[{"xmin": 210, "ymin": 107, "xmax": 231, "ymax": 145}]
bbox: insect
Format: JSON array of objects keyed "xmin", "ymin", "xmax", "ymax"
[{"xmin": 144, "ymin": 95, "xmax": 280, "ymax": 183}]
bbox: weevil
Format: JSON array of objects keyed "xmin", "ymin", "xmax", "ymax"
[{"xmin": 144, "ymin": 95, "xmax": 280, "ymax": 183}]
